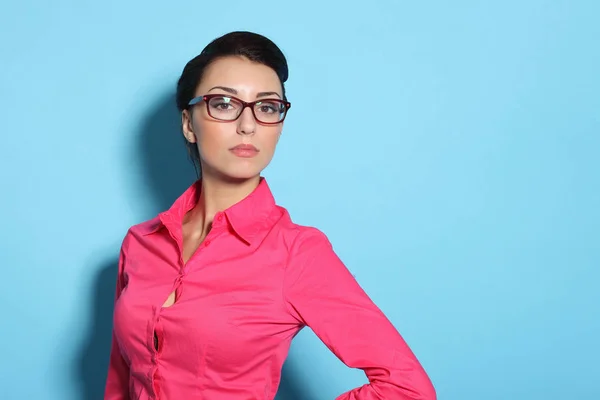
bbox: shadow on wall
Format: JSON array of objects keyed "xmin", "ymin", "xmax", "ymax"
[
  {"xmin": 137, "ymin": 93, "xmax": 197, "ymax": 215},
  {"xmin": 75, "ymin": 92, "xmax": 309, "ymax": 399}
]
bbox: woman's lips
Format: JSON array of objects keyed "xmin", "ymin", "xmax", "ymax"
[{"xmin": 229, "ymin": 144, "xmax": 259, "ymax": 158}]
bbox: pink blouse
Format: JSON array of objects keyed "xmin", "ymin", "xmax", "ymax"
[{"xmin": 104, "ymin": 178, "xmax": 436, "ymax": 399}]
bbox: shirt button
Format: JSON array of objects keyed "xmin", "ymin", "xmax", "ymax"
[
  {"xmin": 204, "ymin": 239, "xmax": 211, "ymax": 247},
  {"xmin": 216, "ymin": 214, "xmax": 223, "ymax": 222}
]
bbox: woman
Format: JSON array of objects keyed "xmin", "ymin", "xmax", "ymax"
[{"xmin": 105, "ymin": 31, "xmax": 436, "ymax": 400}]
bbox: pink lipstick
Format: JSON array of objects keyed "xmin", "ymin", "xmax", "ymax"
[{"xmin": 229, "ymin": 144, "xmax": 259, "ymax": 158}]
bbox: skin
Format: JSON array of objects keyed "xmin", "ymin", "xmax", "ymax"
[{"xmin": 162, "ymin": 56, "xmax": 285, "ymax": 307}]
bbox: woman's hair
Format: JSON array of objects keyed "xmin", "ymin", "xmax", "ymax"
[{"xmin": 176, "ymin": 31, "xmax": 289, "ymax": 177}]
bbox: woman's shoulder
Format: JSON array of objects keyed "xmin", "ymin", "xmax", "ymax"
[
  {"xmin": 131, "ymin": 216, "xmax": 162, "ymax": 235},
  {"xmin": 117, "ymin": 216, "xmax": 162, "ymax": 251},
  {"xmin": 274, "ymin": 207, "xmax": 333, "ymax": 255}
]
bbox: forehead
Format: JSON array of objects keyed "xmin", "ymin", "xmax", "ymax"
[{"xmin": 198, "ymin": 56, "xmax": 282, "ymax": 95}]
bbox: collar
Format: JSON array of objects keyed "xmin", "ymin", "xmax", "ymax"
[{"xmin": 140, "ymin": 177, "xmax": 278, "ymax": 245}]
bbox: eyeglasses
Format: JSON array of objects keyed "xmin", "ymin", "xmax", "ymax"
[{"xmin": 188, "ymin": 94, "xmax": 291, "ymax": 125}]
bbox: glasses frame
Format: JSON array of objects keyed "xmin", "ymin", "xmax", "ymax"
[{"xmin": 188, "ymin": 94, "xmax": 291, "ymax": 125}]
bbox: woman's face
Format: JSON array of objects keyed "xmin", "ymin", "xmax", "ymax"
[{"xmin": 182, "ymin": 56, "xmax": 285, "ymax": 182}]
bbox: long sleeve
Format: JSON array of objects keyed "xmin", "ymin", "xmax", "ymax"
[
  {"xmin": 104, "ymin": 241, "xmax": 130, "ymax": 400},
  {"xmin": 283, "ymin": 229, "xmax": 436, "ymax": 400}
]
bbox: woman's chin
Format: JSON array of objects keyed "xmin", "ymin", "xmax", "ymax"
[
  {"xmin": 223, "ymin": 163, "xmax": 268, "ymax": 181},
  {"xmin": 201, "ymin": 159, "xmax": 269, "ymax": 183},
  {"xmin": 215, "ymin": 168, "xmax": 263, "ymax": 183}
]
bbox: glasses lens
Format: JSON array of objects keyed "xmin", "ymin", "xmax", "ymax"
[
  {"xmin": 254, "ymin": 100, "xmax": 286, "ymax": 123},
  {"xmin": 207, "ymin": 96, "xmax": 243, "ymax": 120}
]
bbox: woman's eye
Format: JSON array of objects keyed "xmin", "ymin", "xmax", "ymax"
[
  {"xmin": 210, "ymin": 102, "xmax": 234, "ymax": 111},
  {"xmin": 259, "ymin": 104, "xmax": 277, "ymax": 113}
]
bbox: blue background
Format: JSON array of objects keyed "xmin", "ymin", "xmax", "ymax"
[{"xmin": 1, "ymin": 1, "xmax": 598, "ymax": 399}]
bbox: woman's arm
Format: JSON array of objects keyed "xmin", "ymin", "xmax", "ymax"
[
  {"xmin": 283, "ymin": 229, "xmax": 436, "ymax": 400},
  {"xmin": 104, "ymin": 241, "xmax": 130, "ymax": 400}
]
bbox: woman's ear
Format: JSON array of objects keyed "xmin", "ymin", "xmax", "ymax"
[{"xmin": 181, "ymin": 110, "xmax": 197, "ymax": 143}]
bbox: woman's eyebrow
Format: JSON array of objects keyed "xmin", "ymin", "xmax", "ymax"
[
  {"xmin": 208, "ymin": 85, "xmax": 237, "ymax": 95},
  {"xmin": 207, "ymin": 86, "xmax": 281, "ymax": 99},
  {"xmin": 256, "ymin": 91, "xmax": 281, "ymax": 99}
]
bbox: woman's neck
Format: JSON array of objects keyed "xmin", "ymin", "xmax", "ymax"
[{"xmin": 184, "ymin": 174, "xmax": 261, "ymax": 239}]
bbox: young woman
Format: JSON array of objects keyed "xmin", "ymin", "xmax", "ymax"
[{"xmin": 104, "ymin": 31, "xmax": 436, "ymax": 400}]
